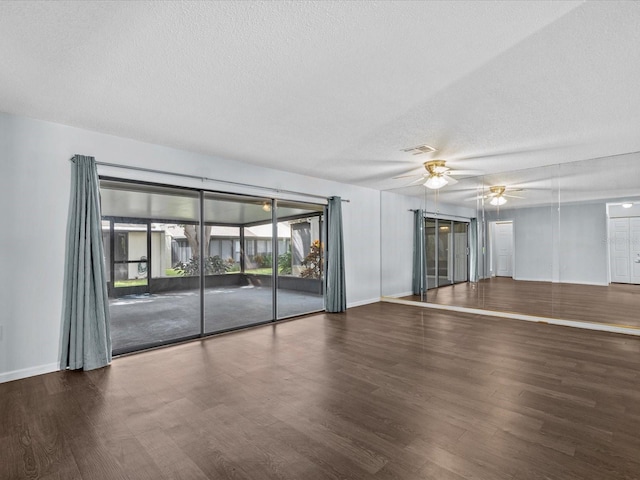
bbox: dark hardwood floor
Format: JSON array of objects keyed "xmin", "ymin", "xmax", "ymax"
[
  {"xmin": 402, "ymin": 277, "xmax": 640, "ymax": 328},
  {"xmin": 2, "ymin": 302, "xmax": 640, "ymax": 479}
]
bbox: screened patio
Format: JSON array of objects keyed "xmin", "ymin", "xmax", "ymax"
[{"xmin": 100, "ymin": 179, "xmax": 325, "ymax": 354}]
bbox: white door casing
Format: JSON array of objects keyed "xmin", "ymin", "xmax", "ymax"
[
  {"xmin": 494, "ymin": 222, "xmax": 513, "ymax": 278},
  {"xmin": 630, "ymin": 218, "xmax": 640, "ymax": 284},
  {"xmin": 610, "ymin": 218, "xmax": 631, "ymax": 283}
]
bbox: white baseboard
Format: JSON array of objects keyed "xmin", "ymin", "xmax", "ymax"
[
  {"xmin": 512, "ymin": 277, "xmax": 551, "ymax": 283},
  {"xmin": 347, "ymin": 297, "xmax": 381, "ymax": 308},
  {"xmin": 383, "ymin": 291, "xmax": 413, "ymax": 299},
  {"xmin": 0, "ymin": 362, "xmax": 59, "ymax": 384},
  {"xmin": 380, "ymin": 297, "xmax": 640, "ymax": 337},
  {"xmin": 555, "ymin": 279, "xmax": 609, "ymax": 287},
  {"xmin": 511, "ymin": 277, "xmax": 608, "ymax": 287}
]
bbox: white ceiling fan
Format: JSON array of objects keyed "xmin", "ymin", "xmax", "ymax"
[
  {"xmin": 470, "ymin": 185, "xmax": 524, "ymax": 206},
  {"xmin": 393, "ymin": 160, "xmax": 475, "ymax": 189}
]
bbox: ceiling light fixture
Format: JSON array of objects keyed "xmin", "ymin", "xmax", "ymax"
[
  {"xmin": 262, "ymin": 201, "xmax": 272, "ymax": 212},
  {"xmin": 490, "ymin": 196, "xmax": 507, "ymax": 206},
  {"xmin": 622, "ymin": 202, "xmax": 633, "ymax": 209},
  {"xmin": 424, "ymin": 175, "xmax": 448, "ymax": 189}
]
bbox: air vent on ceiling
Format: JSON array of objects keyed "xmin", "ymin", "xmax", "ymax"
[{"xmin": 401, "ymin": 144, "xmax": 436, "ymax": 155}]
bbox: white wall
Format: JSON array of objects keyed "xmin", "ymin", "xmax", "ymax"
[
  {"xmin": 559, "ymin": 203, "xmax": 607, "ymax": 285},
  {"xmin": 380, "ymin": 192, "xmax": 422, "ymax": 297},
  {"xmin": 485, "ymin": 202, "xmax": 608, "ymax": 285},
  {"xmin": 486, "ymin": 207, "xmax": 555, "ymax": 282},
  {"xmin": 0, "ymin": 111, "xmax": 381, "ymax": 382}
]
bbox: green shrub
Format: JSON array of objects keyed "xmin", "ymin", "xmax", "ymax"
[
  {"xmin": 301, "ymin": 240, "xmax": 323, "ymax": 279},
  {"xmin": 252, "ymin": 253, "xmax": 272, "ymax": 268},
  {"xmin": 174, "ymin": 255, "xmax": 230, "ymax": 276},
  {"xmin": 278, "ymin": 251, "xmax": 292, "ymax": 275}
]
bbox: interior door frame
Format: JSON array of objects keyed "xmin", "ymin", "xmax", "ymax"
[{"xmin": 489, "ymin": 220, "xmax": 515, "ymax": 278}]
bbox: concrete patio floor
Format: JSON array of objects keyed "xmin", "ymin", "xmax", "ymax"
[{"xmin": 109, "ymin": 285, "xmax": 324, "ymax": 352}]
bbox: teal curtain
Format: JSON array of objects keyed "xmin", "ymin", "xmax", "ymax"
[
  {"xmin": 325, "ymin": 196, "xmax": 346, "ymax": 312},
  {"xmin": 412, "ymin": 209, "xmax": 426, "ymax": 295},
  {"xmin": 469, "ymin": 218, "xmax": 479, "ymax": 282},
  {"xmin": 60, "ymin": 155, "xmax": 112, "ymax": 371}
]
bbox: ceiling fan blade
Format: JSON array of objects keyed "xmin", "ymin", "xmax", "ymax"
[
  {"xmin": 454, "ymin": 143, "xmax": 570, "ymax": 162},
  {"xmin": 444, "ymin": 175, "xmax": 458, "ymax": 186},
  {"xmin": 469, "ymin": 193, "xmax": 496, "ymax": 200},
  {"xmin": 403, "ymin": 176, "xmax": 428, "ymax": 187},
  {"xmin": 382, "ymin": 183, "xmax": 423, "ymax": 191},
  {"xmin": 448, "ymin": 170, "xmax": 483, "ymax": 176},
  {"xmin": 504, "ymin": 194, "xmax": 525, "ymax": 199},
  {"xmin": 392, "ymin": 173, "xmax": 425, "ymax": 180}
]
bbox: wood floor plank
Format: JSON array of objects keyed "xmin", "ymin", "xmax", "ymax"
[
  {"xmin": 404, "ymin": 277, "xmax": 640, "ymax": 328},
  {"xmin": 1, "ymin": 302, "xmax": 640, "ymax": 479},
  {"xmin": 134, "ymin": 429, "xmax": 210, "ymax": 480}
]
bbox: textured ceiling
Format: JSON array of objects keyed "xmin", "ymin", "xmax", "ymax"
[{"xmin": 2, "ymin": 1, "xmax": 640, "ymax": 199}]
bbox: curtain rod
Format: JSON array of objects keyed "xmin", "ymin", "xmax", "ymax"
[
  {"xmin": 75, "ymin": 159, "xmax": 350, "ymax": 203},
  {"xmin": 408, "ymin": 209, "xmax": 472, "ymax": 221}
]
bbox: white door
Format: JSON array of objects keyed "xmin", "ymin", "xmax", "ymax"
[
  {"xmin": 610, "ymin": 218, "xmax": 630, "ymax": 283},
  {"xmin": 631, "ymin": 218, "xmax": 640, "ymax": 284},
  {"xmin": 494, "ymin": 222, "xmax": 513, "ymax": 277}
]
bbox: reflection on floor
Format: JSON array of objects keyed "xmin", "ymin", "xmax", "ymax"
[
  {"xmin": 402, "ymin": 277, "xmax": 640, "ymax": 328},
  {"xmin": 110, "ymin": 285, "xmax": 323, "ymax": 352}
]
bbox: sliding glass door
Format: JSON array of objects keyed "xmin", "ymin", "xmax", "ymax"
[
  {"xmin": 100, "ymin": 179, "xmax": 326, "ymax": 354},
  {"xmin": 425, "ymin": 217, "xmax": 469, "ymax": 290}
]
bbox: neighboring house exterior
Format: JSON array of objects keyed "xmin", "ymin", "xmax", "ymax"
[{"xmin": 101, "ymin": 218, "xmax": 321, "ymax": 282}]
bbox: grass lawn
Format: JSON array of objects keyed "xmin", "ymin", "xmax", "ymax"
[
  {"xmin": 245, "ymin": 268, "xmax": 274, "ymax": 275},
  {"xmin": 113, "ymin": 278, "xmax": 148, "ymax": 288},
  {"xmin": 114, "ymin": 269, "xmax": 292, "ymax": 285}
]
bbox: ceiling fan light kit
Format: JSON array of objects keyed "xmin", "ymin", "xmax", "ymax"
[
  {"xmin": 424, "ymin": 175, "xmax": 448, "ymax": 189},
  {"xmin": 423, "ymin": 160, "xmax": 453, "ymax": 189},
  {"xmin": 488, "ymin": 185, "xmax": 508, "ymax": 206},
  {"xmin": 490, "ymin": 196, "xmax": 507, "ymax": 206}
]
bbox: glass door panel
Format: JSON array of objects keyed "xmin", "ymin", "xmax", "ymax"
[
  {"xmin": 438, "ymin": 221, "xmax": 452, "ymax": 286},
  {"xmin": 425, "ymin": 219, "xmax": 437, "ymax": 290},
  {"xmin": 276, "ymin": 201, "xmax": 325, "ymax": 319},
  {"xmin": 453, "ymin": 222, "xmax": 469, "ymax": 283},
  {"xmin": 100, "ymin": 180, "xmax": 201, "ymax": 354},
  {"xmin": 203, "ymin": 194, "xmax": 274, "ymax": 333}
]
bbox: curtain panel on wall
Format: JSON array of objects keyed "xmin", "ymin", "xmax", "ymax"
[
  {"xmin": 325, "ymin": 196, "xmax": 346, "ymax": 312},
  {"xmin": 412, "ymin": 209, "xmax": 426, "ymax": 295},
  {"xmin": 60, "ymin": 155, "xmax": 112, "ymax": 371}
]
